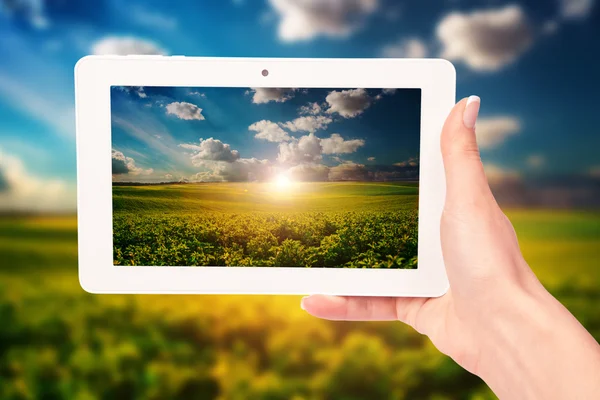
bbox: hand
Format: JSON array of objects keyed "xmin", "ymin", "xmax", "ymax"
[{"xmin": 301, "ymin": 97, "xmax": 600, "ymax": 399}]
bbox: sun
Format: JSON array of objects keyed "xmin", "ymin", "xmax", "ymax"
[{"xmin": 274, "ymin": 174, "xmax": 292, "ymax": 189}]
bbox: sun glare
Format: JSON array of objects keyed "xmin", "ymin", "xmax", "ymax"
[{"xmin": 274, "ymin": 174, "xmax": 292, "ymax": 189}]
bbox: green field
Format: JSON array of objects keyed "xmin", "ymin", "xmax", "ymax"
[
  {"xmin": 112, "ymin": 182, "xmax": 420, "ymax": 268},
  {"xmin": 0, "ymin": 210, "xmax": 599, "ymax": 399}
]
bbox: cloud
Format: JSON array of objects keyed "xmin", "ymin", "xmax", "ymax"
[
  {"xmin": 325, "ymin": 88, "xmax": 372, "ymax": 118},
  {"xmin": 114, "ymin": 86, "xmax": 148, "ymax": 99},
  {"xmin": 526, "ymin": 155, "xmax": 545, "ymax": 168},
  {"xmin": 367, "ymin": 156, "xmax": 376, "ymax": 161},
  {"xmin": 483, "ymin": 163, "xmax": 520, "ymax": 185},
  {"xmin": 249, "ymin": 120, "xmax": 292, "ymax": 142},
  {"xmin": 111, "ymin": 149, "xmax": 153, "ymax": 176},
  {"xmin": 328, "ymin": 162, "xmax": 368, "ymax": 181},
  {"xmin": 476, "ymin": 117, "xmax": 521, "ymax": 149},
  {"xmin": 166, "ymin": 102, "xmax": 205, "ymax": 120},
  {"xmin": 194, "ymin": 158, "xmax": 271, "ymax": 182},
  {"xmin": 165, "ymin": 174, "xmax": 173, "ymax": 180},
  {"xmin": 249, "ymin": 88, "xmax": 296, "ymax": 104},
  {"xmin": 381, "ymin": 38, "xmax": 428, "ymax": 58},
  {"xmin": 280, "ymin": 115, "xmax": 332, "ymax": 133},
  {"xmin": 288, "ymin": 163, "xmax": 330, "ymax": 182},
  {"xmin": 0, "ymin": 149, "xmax": 75, "ymax": 211},
  {"xmin": 91, "ymin": 36, "xmax": 167, "ymax": 55},
  {"xmin": 180, "ymin": 138, "xmax": 240, "ymax": 163},
  {"xmin": 277, "ymin": 133, "xmax": 323, "ymax": 164},
  {"xmin": 393, "ymin": 157, "xmax": 419, "ymax": 167},
  {"xmin": 268, "ymin": 0, "xmax": 379, "ymax": 42},
  {"xmin": 321, "ymin": 134, "xmax": 365, "ymax": 154},
  {"xmin": 560, "ymin": 0, "xmax": 595, "ymax": 19},
  {"xmin": 189, "ymin": 91, "xmax": 206, "ymax": 97},
  {"xmin": 299, "ymin": 102, "xmax": 322, "ymax": 115},
  {"xmin": 436, "ymin": 5, "xmax": 533, "ymax": 71}
]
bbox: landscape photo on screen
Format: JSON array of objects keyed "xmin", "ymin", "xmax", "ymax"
[{"xmin": 111, "ymin": 86, "xmax": 421, "ymax": 268}]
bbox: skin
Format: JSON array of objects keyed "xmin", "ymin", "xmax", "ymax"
[{"xmin": 301, "ymin": 98, "xmax": 600, "ymax": 399}]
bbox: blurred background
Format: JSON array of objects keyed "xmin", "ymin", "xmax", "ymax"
[{"xmin": 1, "ymin": 0, "xmax": 599, "ymax": 398}]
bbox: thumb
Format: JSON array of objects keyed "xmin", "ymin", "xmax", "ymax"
[
  {"xmin": 441, "ymin": 96, "xmax": 495, "ymax": 213},
  {"xmin": 440, "ymin": 97, "xmax": 524, "ymax": 292}
]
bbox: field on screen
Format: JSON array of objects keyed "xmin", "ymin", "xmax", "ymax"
[{"xmin": 112, "ymin": 181, "xmax": 419, "ymax": 268}]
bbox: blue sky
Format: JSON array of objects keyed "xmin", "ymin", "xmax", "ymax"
[
  {"xmin": 111, "ymin": 86, "xmax": 421, "ymax": 183},
  {"xmin": 0, "ymin": 0, "xmax": 599, "ymax": 209}
]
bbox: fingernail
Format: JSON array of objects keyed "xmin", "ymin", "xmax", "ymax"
[
  {"xmin": 300, "ymin": 296, "xmax": 309, "ymax": 310},
  {"xmin": 463, "ymin": 96, "xmax": 480, "ymax": 129}
]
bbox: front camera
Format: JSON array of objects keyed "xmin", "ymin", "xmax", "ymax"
[{"xmin": 262, "ymin": 69, "xmax": 269, "ymax": 77}]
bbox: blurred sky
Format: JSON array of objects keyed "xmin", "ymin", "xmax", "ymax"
[{"xmin": 0, "ymin": 0, "xmax": 599, "ymax": 211}]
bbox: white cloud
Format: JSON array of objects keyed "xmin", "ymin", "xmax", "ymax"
[
  {"xmin": 0, "ymin": 149, "xmax": 75, "ymax": 211},
  {"xmin": 288, "ymin": 163, "xmax": 330, "ymax": 181},
  {"xmin": 367, "ymin": 157, "xmax": 376, "ymax": 161},
  {"xmin": 299, "ymin": 102, "xmax": 322, "ymax": 115},
  {"xmin": 277, "ymin": 133, "xmax": 323, "ymax": 164},
  {"xmin": 328, "ymin": 162, "xmax": 368, "ymax": 181},
  {"xmin": 91, "ymin": 36, "xmax": 167, "ymax": 55},
  {"xmin": 321, "ymin": 133, "xmax": 365, "ymax": 154},
  {"xmin": 249, "ymin": 120, "xmax": 292, "ymax": 142},
  {"xmin": 166, "ymin": 102, "xmax": 205, "ymax": 120},
  {"xmin": 476, "ymin": 117, "xmax": 521, "ymax": 149},
  {"xmin": 560, "ymin": 0, "xmax": 595, "ymax": 19},
  {"xmin": 189, "ymin": 91, "xmax": 206, "ymax": 97},
  {"xmin": 249, "ymin": 87, "xmax": 296, "ymax": 104},
  {"xmin": 325, "ymin": 88, "xmax": 372, "ymax": 118},
  {"xmin": 268, "ymin": 0, "xmax": 379, "ymax": 42},
  {"xmin": 393, "ymin": 157, "xmax": 419, "ymax": 167},
  {"xmin": 526, "ymin": 154, "xmax": 545, "ymax": 168},
  {"xmin": 111, "ymin": 149, "xmax": 153, "ymax": 176},
  {"xmin": 436, "ymin": 5, "xmax": 533, "ymax": 71},
  {"xmin": 483, "ymin": 163, "xmax": 520, "ymax": 185},
  {"xmin": 180, "ymin": 138, "xmax": 240, "ymax": 164},
  {"xmin": 280, "ymin": 115, "xmax": 332, "ymax": 133},
  {"xmin": 381, "ymin": 38, "xmax": 428, "ymax": 58},
  {"xmin": 165, "ymin": 173, "xmax": 173, "ymax": 179},
  {"xmin": 194, "ymin": 158, "xmax": 271, "ymax": 182}
]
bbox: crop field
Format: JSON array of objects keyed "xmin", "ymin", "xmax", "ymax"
[
  {"xmin": 112, "ymin": 182, "xmax": 419, "ymax": 268},
  {"xmin": 0, "ymin": 210, "xmax": 599, "ymax": 399}
]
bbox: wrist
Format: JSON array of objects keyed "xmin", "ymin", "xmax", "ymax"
[{"xmin": 476, "ymin": 279, "xmax": 600, "ymax": 399}]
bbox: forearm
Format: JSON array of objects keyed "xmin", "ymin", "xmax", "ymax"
[{"xmin": 478, "ymin": 281, "xmax": 600, "ymax": 399}]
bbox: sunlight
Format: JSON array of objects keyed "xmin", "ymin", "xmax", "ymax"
[{"xmin": 274, "ymin": 174, "xmax": 292, "ymax": 190}]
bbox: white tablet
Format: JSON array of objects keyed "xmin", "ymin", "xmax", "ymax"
[{"xmin": 75, "ymin": 56, "xmax": 454, "ymax": 296}]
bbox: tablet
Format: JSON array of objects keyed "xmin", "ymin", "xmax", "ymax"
[{"xmin": 75, "ymin": 56, "xmax": 454, "ymax": 296}]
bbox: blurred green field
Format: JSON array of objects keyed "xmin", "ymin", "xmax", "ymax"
[
  {"xmin": 0, "ymin": 209, "xmax": 599, "ymax": 399},
  {"xmin": 113, "ymin": 183, "xmax": 419, "ymax": 268}
]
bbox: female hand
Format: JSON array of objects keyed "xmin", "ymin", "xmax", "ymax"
[{"xmin": 301, "ymin": 97, "xmax": 600, "ymax": 399}]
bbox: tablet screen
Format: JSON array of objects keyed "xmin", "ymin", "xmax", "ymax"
[{"xmin": 110, "ymin": 86, "xmax": 420, "ymax": 268}]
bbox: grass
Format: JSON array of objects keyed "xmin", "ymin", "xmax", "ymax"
[
  {"xmin": 112, "ymin": 182, "xmax": 420, "ymax": 268},
  {"xmin": 113, "ymin": 182, "xmax": 419, "ymax": 213}
]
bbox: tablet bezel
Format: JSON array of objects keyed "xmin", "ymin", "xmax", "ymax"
[{"xmin": 75, "ymin": 56, "xmax": 454, "ymax": 296}]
